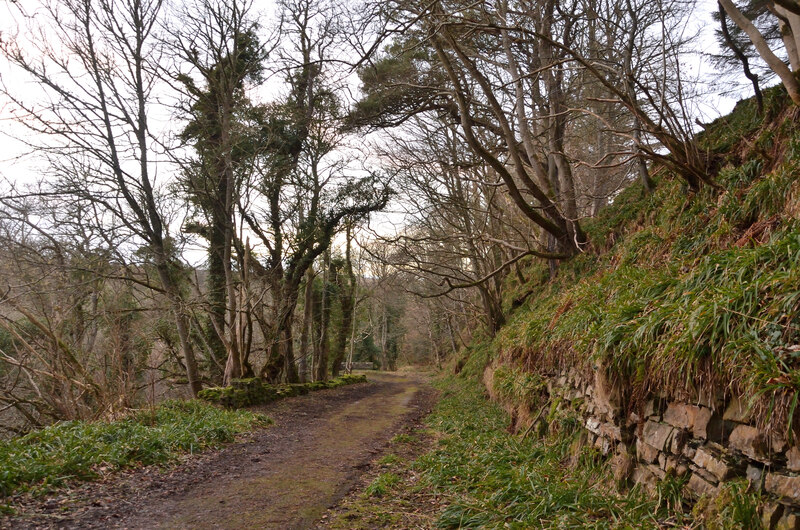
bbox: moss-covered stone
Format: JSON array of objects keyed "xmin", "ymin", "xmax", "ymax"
[
  {"xmin": 197, "ymin": 387, "xmax": 225, "ymax": 402},
  {"xmin": 198, "ymin": 374, "xmax": 368, "ymax": 408},
  {"xmin": 287, "ymin": 384, "xmax": 311, "ymax": 395},
  {"xmin": 230, "ymin": 378, "xmax": 263, "ymax": 391},
  {"xmin": 339, "ymin": 374, "xmax": 368, "ymax": 385}
]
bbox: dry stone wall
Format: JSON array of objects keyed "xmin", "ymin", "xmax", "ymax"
[{"xmin": 489, "ymin": 365, "xmax": 800, "ymax": 529}]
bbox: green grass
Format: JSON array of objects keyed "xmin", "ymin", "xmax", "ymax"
[
  {"xmin": 491, "ymin": 364, "xmax": 546, "ymax": 406},
  {"xmin": 483, "ymin": 108, "xmax": 800, "ymax": 435},
  {"xmin": 0, "ymin": 400, "xmax": 270, "ymax": 498},
  {"xmin": 697, "ymin": 83, "xmax": 789, "ymax": 155},
  {"xmin": 364, "ymin": 472, "xmax": 401, "ymax": 497},
  {"xmin": 377, "ymin": 453, "xmax": 401, "ymax": 466},
  {"xmin": 693, "ymin": 479, "xmax": 763, "ymax": 529},
  {"xmin": 390, "ymin": 433, "xmax": 417, "ymax": 444},
  {"xmin": 330, "ymin": 375, "xmax": 764, "ymax": 528},
  {"xmin": 414, "ymin": 375, "xmax": 683, "ymax": 529}
]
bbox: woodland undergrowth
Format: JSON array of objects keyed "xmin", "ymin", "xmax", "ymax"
[{"xmin": 0, "ymin": 400, "xmax": 269, "ymax": 502}]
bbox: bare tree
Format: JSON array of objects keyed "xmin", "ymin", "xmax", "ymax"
[
  {"xmin": 351, "ymin": 1, "xmax": 589, "ymax": 257},
  {"xmin": 1, "ymin": 0, "xmax": 203, "ymax": 395},
  {"xmin": 375, "ymin": 115, "xmax": 536, "ymax": 334},
  {"xmin": 0, "ymin": 188, "xmax": 160, "ymax": 430}
]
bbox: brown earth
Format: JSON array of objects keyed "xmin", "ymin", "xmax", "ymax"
[
  {"xmin": 2, "ymin": 371, "xmax": 436, "ymax": 530},
  {"xmin": 318, "ymin": 405, "xmax": 443, "ymax": 529}
]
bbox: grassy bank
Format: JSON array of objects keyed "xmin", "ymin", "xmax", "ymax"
[
  {"xmin": 329, "ymin": 373, "xmax": 764, "ymax": 528},
  {"xmin": 420, "ymin": 376, "xmax": 670, "ymax": 528},
  {"xmin": 0, "ymin": 400, "xmax": 269, "ymax": 499},
  {"xmin": 0, "ymin": 374, "xmax": 369, "ymax": 502},
  {"xmin": 485, "ymin": 86, "xmax": 800, "ymax": 436}
]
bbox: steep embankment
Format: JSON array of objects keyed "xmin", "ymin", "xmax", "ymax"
[{"xmin": 463, "ymin": 86, "xmax": 800, "ymax": 525}]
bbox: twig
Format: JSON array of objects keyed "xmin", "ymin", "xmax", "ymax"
[{"xmin": 520, "ymin": 403, "xmax": 548, "ymax": 441}]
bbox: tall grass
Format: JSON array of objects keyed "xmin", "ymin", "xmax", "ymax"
[
  {"xmin": 488, "ymin": 117, "xmax": 800, "ymax": 435},
  {"xmin": 416, "ymin": 376, "xmax": 687, "ymax": 528}
]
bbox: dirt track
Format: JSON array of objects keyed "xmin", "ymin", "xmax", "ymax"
[{"xmin": 4, "ymin": 371, "xmax": 435, "ymax": 529}]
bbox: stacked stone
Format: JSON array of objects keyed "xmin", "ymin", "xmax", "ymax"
[
  {"xmin": 542, "ymin": 370, "xmax": 800, "ymax": 529},
  {"xmin": 546, "ymin": 368, "xmax": 630, "ymax": 459}
]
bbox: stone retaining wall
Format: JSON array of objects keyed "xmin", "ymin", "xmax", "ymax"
[{"xmin": 488, "ymin": 364, "xmax": 800, "ymax": 528}]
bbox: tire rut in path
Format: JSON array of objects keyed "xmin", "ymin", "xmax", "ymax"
[{"xmin": 78, "ymin": 372, "xmax": 430, "ymax": 530}]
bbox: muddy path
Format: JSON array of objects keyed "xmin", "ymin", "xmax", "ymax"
[{"xmin": 4, "ymin": 371, "xmax": 436, "ymax": 530}]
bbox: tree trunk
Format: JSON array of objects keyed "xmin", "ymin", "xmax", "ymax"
[
  {"xmin": 298, "ymin": 267, "xmax": 313, "ymax": 383},
  {"xmin": 330, "ymin": 286, "xmax": 353, "ymax": 377},
  {"xmin": 499, "ymin": 0, "xmax": 551, "ymax": 193},
  {"xmin": 379, "ymin": 305, "xmax": 389, "ymax": 371},
  {"xmin": 331, "ymin": 227, "xmax": 355, "ymax": 378},
  {"xmin": 719, "ymin": 0, "xmax": 800, "ymax": 105},
  {"xmin": 155, "ymin": 260, "xmax": 202, "ymax": 396},
  {"xmin": 345, "ymin": 301, "xmax": 358, "ymax": 373},
  {"xmin": 314, "ymin": 250, "xmax": 332, "ymax": 382},
  {"xmin": 260, "ymin": 299, "xmax": 298, "ymax": 383},
  {"xmin": 633, "ymin": 116, "xmax": 654, "ymax": 193},
  {"xmin": 428, "ymin": 318, "xmax": 441, "ymax": 370},
  {"xmin": 284, "ymin": 324, "xmax": 299, "ymax": 383},
  {"xmin": 773, "ymin": 3, "xmax": 800, "ymax": 70},
  {"xmin": 446, "ymin": 315, "xmax": 459, "ymax": 357},
  {"xmin": 432, "ymin": 31, "xmax": 581, "ymax": 256},
  {"xmin": 719, "ymin": 2, "xmax": 764, "ymax": 115},
  {"xmin": 205, "ymin": 227, "xmax": 227, "ymax": 380},
  {"xmin": 623, "ymin": 0, "xmax": 655, "ymax": 194}
]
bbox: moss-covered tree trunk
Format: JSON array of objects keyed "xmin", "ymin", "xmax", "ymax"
[
  {"xmin": 331, "ymin": 226, "xmax": 355, "ymax": 377},
  {"xmin": 313, "ymin": 249, "xmax": 332, "ymax": 382},
  {"xmin": 298, "ymin": 267, "xmax": 314, "ymax": 383}
]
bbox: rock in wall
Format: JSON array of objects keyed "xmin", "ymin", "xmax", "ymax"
[{"xmin": 487, "ymin": 363, "xmax": 800, "ymax": 529}]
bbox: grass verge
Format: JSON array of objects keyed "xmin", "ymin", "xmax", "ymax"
[
  {"xmin": 327, "ymin": 374, "xmax": 699, "ymax": 529},
  {"xmin": 418, "ymin": 375, "xmax": 693, "ymax": 528},
  {"xmin": 0, "ymin": 400, "xmax": 270, "ymax": 499}
]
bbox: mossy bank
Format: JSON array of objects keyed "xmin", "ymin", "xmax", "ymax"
[{"xmin": 460, "ymin": 84, "xmax": 800, "ymax": 526}]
